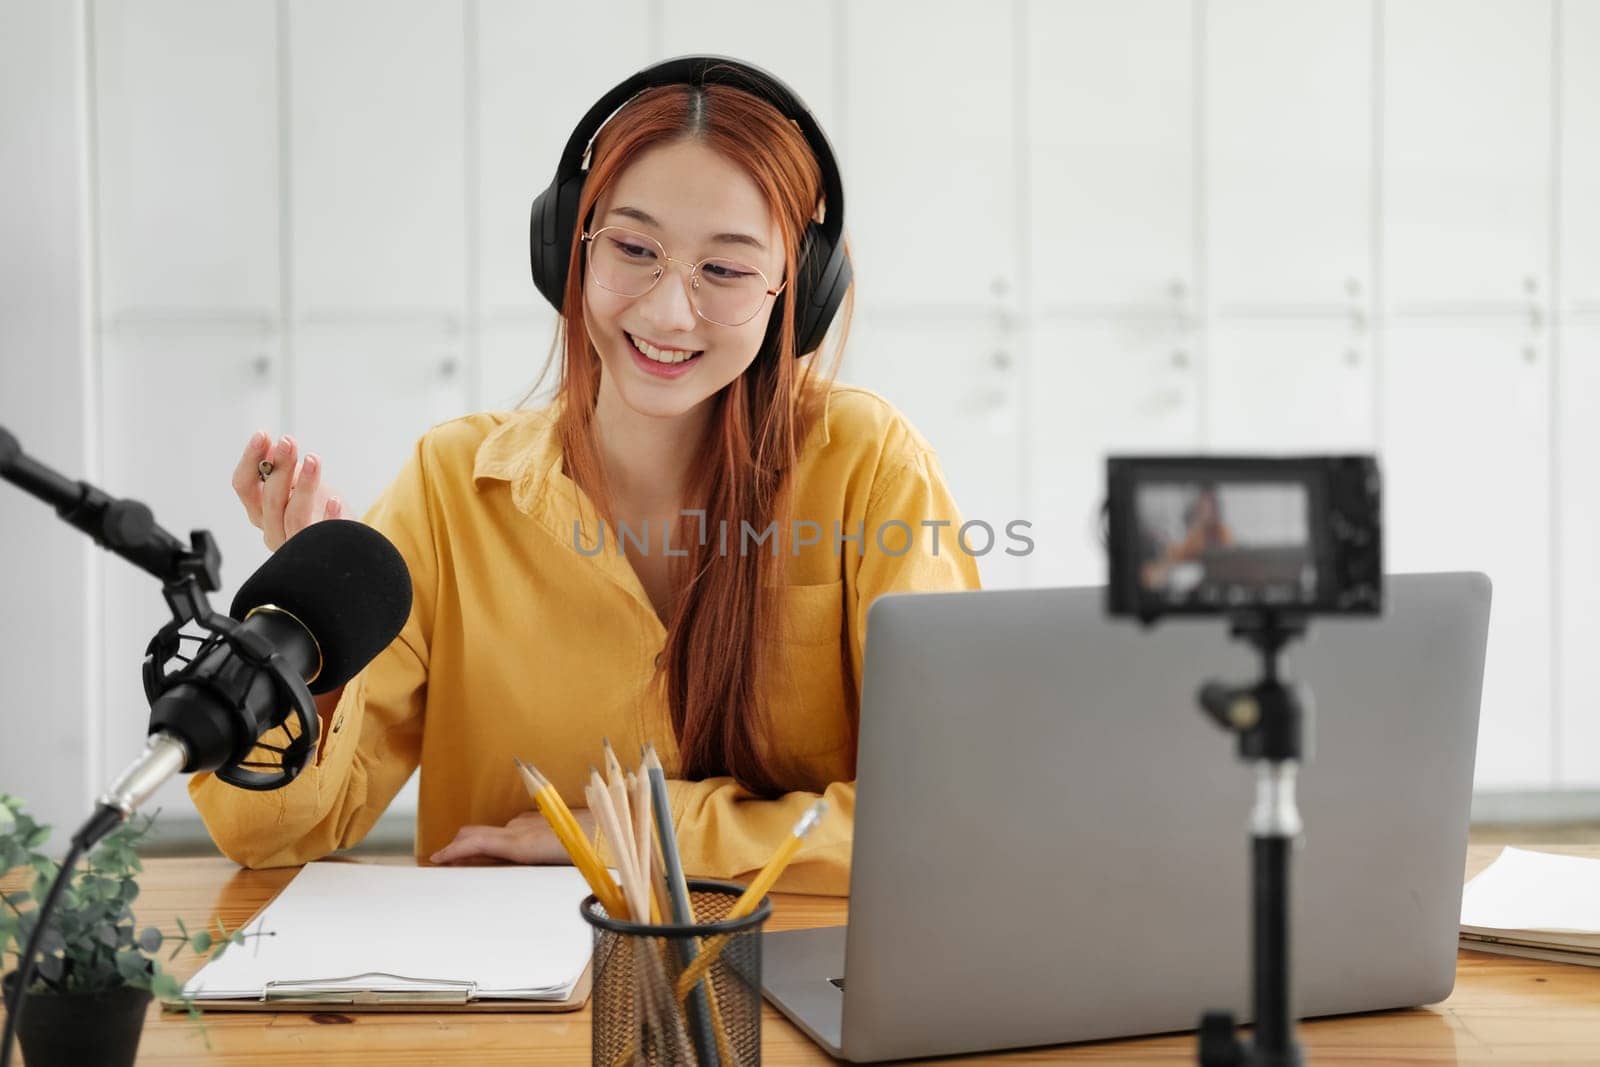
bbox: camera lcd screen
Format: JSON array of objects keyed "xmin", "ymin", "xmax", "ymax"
[{"xmin": 1134, "ymin": 480, "xmax": 1317, "ymax": 609}]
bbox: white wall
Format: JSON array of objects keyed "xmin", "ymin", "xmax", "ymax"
[{"xmin": 0, "ymin": 0, "xmax": 96, "ymax": 835}]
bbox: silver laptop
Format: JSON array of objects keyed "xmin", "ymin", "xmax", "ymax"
[{"xmin": 763, "ymin": 572, "xmax": 1489, "ymax": 1062}]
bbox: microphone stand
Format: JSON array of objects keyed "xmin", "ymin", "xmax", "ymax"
[
  {"xmin": 1195, "ymin": 611, "xmax": 1309, "ymax": 1067},
  {"xmin": 0, "ymin": 425, "xmax": 228, "ymax": 1067}
]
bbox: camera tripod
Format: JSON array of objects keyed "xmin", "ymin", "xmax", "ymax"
[{"xmin": 1195, "ymin": 611, "xmax": 1309, "ymax": 1067}]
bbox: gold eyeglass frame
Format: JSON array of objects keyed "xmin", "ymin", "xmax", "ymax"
[{"xmin": 580, "ymin": 225, "xmax": 787, "ymax": 327}]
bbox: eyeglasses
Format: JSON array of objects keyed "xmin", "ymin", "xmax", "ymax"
[{"xmin": 580, "ymin": 226, "xmax": 786, "ymax": 328}]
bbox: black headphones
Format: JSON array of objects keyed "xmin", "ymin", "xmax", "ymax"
[{"xmin": 528, "ymin": 55, "xmax": 851, "ymax": 359}]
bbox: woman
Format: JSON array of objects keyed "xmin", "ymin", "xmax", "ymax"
[{"xmin": 190, "ymin": 60, "xmax": 980, "ymax": 896}]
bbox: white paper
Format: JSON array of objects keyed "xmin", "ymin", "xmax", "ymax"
[
  {"xmin": 1460, "ymin": 847, "xmax": 1600, "ymax": 935},
  {"xmin": 182, "ymin": 862, "xmax": 594, "ymax": 1001}
]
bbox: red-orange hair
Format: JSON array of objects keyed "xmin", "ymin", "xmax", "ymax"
[{"xmin": 545, "ymin": 81, "xmax": 851, "ymax": 796}]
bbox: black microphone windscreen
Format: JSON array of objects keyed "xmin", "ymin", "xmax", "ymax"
[{"xmin": 229, "ymin": 520, "xmax": 414, "ymax": 693}]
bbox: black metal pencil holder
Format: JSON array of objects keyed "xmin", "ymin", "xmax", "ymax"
[{"xmin": 581, "ymin": 879, "xmax": 772, "ymax": 1067}]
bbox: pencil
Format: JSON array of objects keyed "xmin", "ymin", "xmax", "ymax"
[
  {"xmin": 644, "ymin": 745, "xmax": 724, "ymax": 1067},
  {"xmin": 512, "ymin": 758, "xmax": 627, "ymax": 919},
  {"xmin": 675, "ymin": 799, "xmax": 828, "ymax": 1000},
  {"xmin": 628, "ymin": 771, "xmax": 663, "ymax": 925},
  {"xmin": 590, "ymin": 767, "xmax": 647, "ymax": 920}
]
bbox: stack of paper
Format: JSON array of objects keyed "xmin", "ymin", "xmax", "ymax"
[
  {"xmin": 182, "ymin": 862, "xmax": 595, "ymax": 1004},
  {"xmin": 1459, "ymin": 847, "xmax": 1600, "ymax": 966}
]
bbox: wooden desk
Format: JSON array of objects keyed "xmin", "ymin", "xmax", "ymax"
[{"xmin": 7, "ymin": 846, "xmax": 1600, "ymax": 1064}]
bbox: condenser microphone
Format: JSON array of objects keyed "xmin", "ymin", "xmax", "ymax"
[{"xmin": 94, "ymin": 520, "xmax": 413, "ymax": 829}]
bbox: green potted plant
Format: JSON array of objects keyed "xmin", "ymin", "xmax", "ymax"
[{"xmin": 0, "ymin": 793, "xmax": 260, "ymax": 1067}]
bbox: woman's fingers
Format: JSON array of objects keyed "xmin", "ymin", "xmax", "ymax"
[
  {"xmin": 325, "ymin": 496, "xmax": 345, "ymax": 521},
  {"xmin": 430, "ymin": 826, "xmax": 525, "ymax": 866},
  {"xmin": 230, "ymin": 432, "xmax": 272, "ymax": 528},
  {"xmin": 259, "ymin": 435, "xmax": 299, "ymax": 550},
  {"xmin": 283, "ymin": 453, "xmax": 324, "ymax": 540}
]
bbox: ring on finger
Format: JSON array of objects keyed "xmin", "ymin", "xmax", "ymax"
[{"xmin": 257, "ymin": 459, "xmax": 275, "ymax": 482}]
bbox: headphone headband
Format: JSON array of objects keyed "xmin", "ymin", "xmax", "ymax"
[{"xmin": 554, "ymin": 56, "xmax": 846, "ymax": 250}]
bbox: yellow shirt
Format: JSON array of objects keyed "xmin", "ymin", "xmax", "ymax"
[{"xmin": 189, "ymin": 384, "xmax": 981, "ymax": 894}]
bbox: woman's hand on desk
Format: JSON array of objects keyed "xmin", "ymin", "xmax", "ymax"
[
  {"xmin": 429, "ymin": 809, "xmax": 598, "ymax": 866},
  {"xmin": 232, "ymin": 431, "xmax": 346, "ymax": 551}
]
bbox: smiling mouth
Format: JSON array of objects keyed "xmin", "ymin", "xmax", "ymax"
[{"xmin": 628, "ymin": 333, "xmax": 703, "ymax": 365}]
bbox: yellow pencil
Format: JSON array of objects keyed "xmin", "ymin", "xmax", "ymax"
[
  {"xmin": 728, "ymin": 799, "xmax": 828, "ymax": 919},
  {"xmin": 514, "ymin": 759, "xmax": 622, "ymax": 915},
  {"xmin": 513, "ymin": 758, "xmax": 628, "ymax": 919},
  {"xmin": 674, "ymin": 799, "xmax": 829, "ymax": 1001}
]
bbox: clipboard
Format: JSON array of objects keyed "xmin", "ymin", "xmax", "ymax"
[
  {"xmin": 166, "ymin": 862, "xmax": 597, "ymax": 1014},
  {"xmin": 160, "ymin": 961, "xmax": 593, "ymax": 1013}
]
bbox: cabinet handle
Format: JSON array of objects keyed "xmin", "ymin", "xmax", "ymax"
[
  {"xmin": 1349, "ymin": 309, "xmax": 1367, "ymax": 335},
  {"xmin": 1170, "ymin": 349, "xmax": 1190, "ymax": 369},
  {"xmin": 1345, "ymin": 277, "xmax": 1362, "ymax": 298},
  {"xmin": 991, "ymin": 277, "xmax": 1010, "ymax": 298},
  {"xmin": 1169, "ymin": 278, "xmax": 1188, "ymax": 302},
  {"xmin": 1345, "ymin": 346, "xmax": 1362, "ymax": 367},
  {"xmin": 992, "ymin": 350, "xmax": 1013, "ymax": 371},
  {"xmin": 1524, "ymin": 345, "xmax": 1539, "ymax": 364},
  {"xmin": 252, "ymin": 354, "xmax": 272, "ymax": 379},
  {"xmin": 1524, "ymin": 275, "xmax": 1540, "ymax": 296},
  {"xmin": 438, "ymin": 356, "xmax": 460, "ymax": 380},
  {"xmin": 1528, "ymin": 305, "xmax": 1545, "ymax": 333}
]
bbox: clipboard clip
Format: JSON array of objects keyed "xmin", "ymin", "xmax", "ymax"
[{"xmin": 262, "ymin": 972, "xmax": 478, "ymax": 1005}]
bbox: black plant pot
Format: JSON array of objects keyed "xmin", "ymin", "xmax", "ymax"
[{"xmin": 2, "ymin": 971, "xmax": 152, "ymax": 1067}]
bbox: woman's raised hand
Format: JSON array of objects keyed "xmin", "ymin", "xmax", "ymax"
[{"xmin": 232, "ymin": 432, "xmax": 346, "ymax": 552}]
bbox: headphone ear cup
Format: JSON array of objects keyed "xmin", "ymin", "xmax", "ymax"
[
  {"xmin": 790, "ymin": 220, "xmax": 852, "ymax": 357},
  {"xmin": 529, "ymin": 174, "xmax": 587, "ymax": 312}
]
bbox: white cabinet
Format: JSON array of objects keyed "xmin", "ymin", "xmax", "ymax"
[
  {"xmin": 1559, "ymin": 321, "xmax": 1600, "ymax": 784},
  {"xmin": 1027, "ymin": 0, "xmax": 1194, "ymax": 315},
  {"xmin": 99, "ymin": 333, "xmax": 281, "ymax": 817},
  {"xmin": 1383, "ymin": 0, "xmax": 1553, "ymax": 311},
  {"xmin": 1381, "ymin": 320, "xmax": 1551, "ymax": 790},
  {"xmin": 93, "ymin": 0, "xmax": 279, "ymax": 318},
  {"xmin": 289, "ymin": 0, "xmax": 466, "ymax": 317},
  {"xmin": 1026, "ymin": 319, "xmax": 1201, "ymax": 589},
  {"xmin": 842, "ymin": 0, "xmax": 1015, "ymax": 311},
  {"xmin": 1205, "ymin": 0, "xmax": 1372, "ymax": 310},
  {"xmin": 480, "ymin": 320, "xmax": 561, "ymax": 411},
  {"xmin": 838, "ymin": 316, "xmax": 1026, "ymax": 590},
  {"xmin": 660, "ymin": 1, "xmax": 840, "ymax": 134},
  {"xmin": 475, "ymin": 0, "xmax": 651, "ymax": 318},
  {"xmin": 1562, "ymin": 0, "xmax": 1600, "ymax": 313},
  {"xmin": 1205, "ymin": 319, "xmax": 1374, "ymax": 451},
  {"xmin": 287, "ymin": 327, "xmax": 473, "ymax": 518}
]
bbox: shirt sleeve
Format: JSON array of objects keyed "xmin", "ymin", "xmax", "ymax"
[
  {"xmin": 187, "ymin": 438, "xmax": 439, "ymax": 869},
  {"xmin": 656, "ymin": 448, "xmax": 983, "ymax": 896}
]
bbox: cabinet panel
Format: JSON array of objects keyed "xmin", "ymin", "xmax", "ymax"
[
  {"xmin": 289, "ymin": 0, "xmax": 466, "ymax": 315},
  {"xmin": 1206, "ymin": 319, "xmax": 1374, "ymax": 451},
  {"xmin": 287, "ymin": 328, "xmax": 473, "ymax": 519},
  {"xmin": 1382, "ymin": 320, "xmax": 1551, "ymax": 790},
  {"xmin": 93, "ymin": 0, "xmax": 279, "ymax": 316},
  {"xmin": 1558, "ymin": 321, "xmax": 1600, "ymax": 784},
  {"xmin": 1027, "ymin": 0, "xmax": 1194, "ymax": 314},
  {"xmin": 1562, "ymin": 0, "xmax": 1600, "ymax": 311},
  {"xmin": 480, "ymin": 318, "xmax": 560, "ymax": 411},
  {"xmin": 476, "ymin": 0, "xmax": 650, "ymax": 315},
  {"xmin": 843, "ymin": 0, "xmax": 1015, "ymax": 310},
  {"xmin": 1026, "ymin": 319, "xmax": 1202, "ymax": 588},
  {"xmin": 838, "ymin": 317, "xmax": 1026, "ymax": 589},
  {"xmin": 1383, "ymin": 0, "xmax": 1553, "ymax": 310},
  {"xmin": 100, "ymin": 333, "xmax": 282, "ymax": 818},
  {"xmin": 1205, "ymin": 0, "xmax": 1372, "ymax": 309}
]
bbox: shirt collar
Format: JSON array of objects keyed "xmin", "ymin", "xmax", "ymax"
[{"xmin": 470, "ymin": 384, "xmax": 833, "ymax": 515}]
